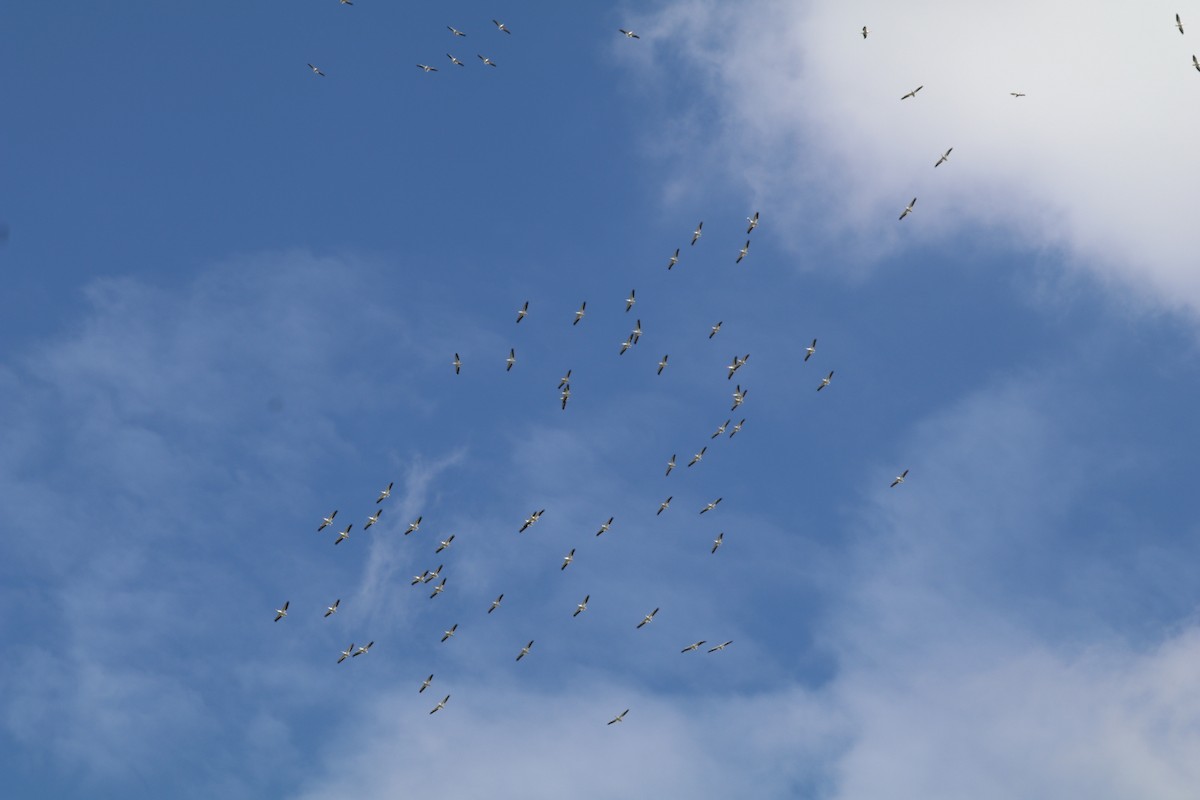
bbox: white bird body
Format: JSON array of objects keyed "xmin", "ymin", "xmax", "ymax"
[
  {"xmin": 573, "ymin": 595, "xmax": 590, "ymax": 617},
  {"xmin": 430, "ymin": 694, "xmax": 451, "ymax": 714},
  {"xmin": 318, "ymin": 510, "xmax": 338, "ymax": 531},
  {"xmin": 608, "ymin": 709, "xmax": 629, "ymax": 725},
  {"xmin": 934, "ymin": 147, "xmax": 953, "ymax": 167},
  {"xmin": 899, "ymin": 198, "xmax": 917, "ymax": 220},
  {"xmin": 681, "ymin": 641, "xmax": 706, "ymax": 653},
  {"xmin": 338, "ymin": 643, "xmax": 354, "ymax": 663},
  {"xmin": 325, "ymin": 599, "xmax": 340, "ymax": 618},
  {"xmin": 712, "ymin": 532, "xmax": 724, "ymax": 553},
  {"xmin": 657, "ymin": 496, "xmax": 672, "ymax": 515},
  {"xmin": 516, "ymin": 640, "xmax": 534, "ymax": 661},
  {"xmin": 691, "ymin": 221, "xmax": 703, "ymax": 245},
  {"xmin": 901, "ymin": 85, "xmax": 923, "ymax": 100},
  {"xmin": 637, "ymin": 608, "xmax": 660, "ymax": 629},
  {"xmin": 891, "ymin": 469, "xmax": 909, "ymax": 487},
  {"xmin": 274, "ymin": 601, "xmax": 289, "ymax": 622}
]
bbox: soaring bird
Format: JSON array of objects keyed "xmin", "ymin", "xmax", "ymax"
[
  {"xmin": 665, "ymin": 455, "xmax": 676, "ymax": 476},
  {"xmin": 448, "ymin": 26, "xmax": 466, "ymax": 37},
  {"xmin": 619, "ymin": 339, "xmax": 632, "ymax": 356},
  {"xmin": 573, "ymin": 301, "xmax": 587, "ymax": 325},
  {"xmin": 561, "ymin": 549, "xmax": 575, "ymax": 571},
  {"xmin": 1010, "ymin": 91, "xmax": 1026, "ymax": 97},
  {"xmin": 492, "ymin": 19, "xmax": 512, "ymax": 34},
  {"xmin": 324, "ymin": 599, "xmax": 340, "ymax": 618},
  {"xmin": 307, "ymin": 63, "xmax": 325, "ymax": 77},
  {"xmin": 667, "ymin": 248, "xmax": 680, "ymax": 269},
  {"xmin": 561, "ymin": 387, "xmax": 571, "ymax": 410},
  {"xmin": 625, "ymin": 290, "xmax": 636, "ymax": 312},
  {"xmin": 488, "ymin": 594, "xmax": 504, "ymax": 614},
  {"xmin": 934, "ymin": 147, "xmax": 953, "ymax": 167},
  {"xmin": 735, "ymin": 240, "xmax": 750, "ymax": 264},
  {"xmin": 596, "ymin": 517, "xmax": 614, "ymax": 536},
  {"xmin": 334, "ymin": 524, "xmax": 352, "ymax": 545},
  {"xmin": 690, "ymin": 221, "xmax": 703, "ymax": 245},
  {"xmin": 657, "ymin": 354, "xmax": 669, "ymax": 375},
  {"xmin": 637, "ymin": 608, "xmax": 660, "ymax": 629},
  {"xmin": 274, "ymin": 601, "xmax": 289, "ymax": 622},
  {"xmin": 424, "ymin": 564, "xmax": 444, "ymax": 583},
  {"xmin": 559, "ymin": 369, "xmax": 572, "ymax": 389},
  {"xmin": 708, "ymin": 640, "xmax": 733, "ymax": 653},
  {"xmin": 657, "ymin": 496, "xmax": 673, "ymax": 515},
  {"xmin": 901, "ymin": 85, "xmax": 923, "ymax": 100},
  {"xmin": 709, "ymin": 321, "xmax": 723, "ymax": 339},
  {"xmin": 899, "ymin": 197, "xmax": 917, "ymax": 220},
  {"xmin": 516, "ymin": 300, "xmax": 529, "ymax": 323},
  {"xmin": 688, "ymin": 447, "xmax": 707, "ymax": 467},
  {"xmin": 731, "ymin": 385, "xmax": 747, "ymax": 411},
  {"xmin": 406, "ymin": 516, "xmax": 423, "ymax": 535},
  {"xmin": 700, "ymin": 497, "xmax": 723, "ymax": 514},
  {"xmin": 729, "ymin": 419, "xmax": 745, "ymax": 438},
  {"xmin": 478, "ymin": 54, "xmax": 497, "ymax": 67},
  {"xmin": 619, "ymin": 28, "xmax": 640, "ymax": 39},
  {"xmin": 447, "ymin": 54, "xmax": 465, "ymax": 67},
  {"xmin": 338, "ymin": 643, "xmax": 355, "ymax": 663},
  {"xmin": 452, "ymin": 353, "xmax": 462, "ymax": 374},
  {"xmin": 608, "ymin": 709, "xmax": 629, "ymax": 725},
  {"xmin": 519, "ymin": 509, "xmax": 546, "ymax": 533},
  {"xmin": 804, "ymin": 338, "xmax": 817, "ymax": 362},
  {"xmin": 681, "ymin": 641, "xmax": 707, "ymax": 653},
  {"xmin": 862, "ymin": 26, "xmax": 869, "ymax": 39},
  {"xmin": 746, "ymin": 211, "xmax": 759, "ymax": 234},
  {"xmin": 1177, "ymin": 13, "xmax": 1185, "ymax": 34},
  {"xmin": 516, "ymin": 640, "xmax": 534, "ymax": 661},
  {"xmin": 417, "ymin": 64, "xmax": 439, "ymax": 72},
  {"xmin": 419, "ymin": 674, "xmax": 434, "ymax": 693},
  {"xmin": 318, "ymin": 510, "xmax": 338, "ymax": 531},
  {"xmin": 727, "ymin": 353, "xmax": 749, "ymax": 379},
  {"xmin": 817, "ymin": 371, "xmax": 834, "ymax": 391},
  {"xmin": 364, "ymin": 509, "xmax": 382, "ymax": 529},
  {"xmin": 376, "ymin": 482, "xmax": 393, "ymax": 503},
  {"xmin": 441, "ymin": 624, "xmax": 458, "ymax": 642},
  {"xmin": 430, "ymin": 695, "xmax": 451, "ymax": 714},
  {"xmin": 1193, "ymin": 54, "xmax": 1199, "ymax": 71},
  {"xmin": 711, "ymin": 532, "xmax": 724, "ymax": 553},
  {"xmin": 573, "ymin": 595, "xmax": 590, "ymax": 617},
  {"xmin": 429, "ymin": 578, "xmax": 447, "ymax": 599},
  {"xmin": 891, "ymin": 469, "xmax": 909, "ymax": 488},
  {"xmin": 631, "ymin": 320, "xmax": 642, "ymax": 344},
  {"xmin": 712, "ymin": 420, "xmax": 730, "ymax": 438},
  {"xmin": 436, "ymin": 534, "xmax": 456, "ymax": 553},
  {"xmin": 506, "ymin": 348, "xmax": 516, "ymax": 371},
  {"xmin": 352, "ymin": 641, "xmax": 374, "ymax": 658},
  {"xmin": 411, "ymin": 571, "xmax": 430, "ymax": 585}
]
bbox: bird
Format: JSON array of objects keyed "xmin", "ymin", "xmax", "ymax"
[
  {"xmin": 625, "ymin": 290, "xmax": 636, "ymax": 312},
  {"xmin": 519, "ymin": 509, "xmax": 545, "ymax": 532},
  {"xmin": 274, "ymin": 601, "xmax": 289, "ymax": 622},
  {"xmin": 338, "ymin": 643, "xmax": 354, "ymax": 663},
  {"xmin": 681, "ymin": 641, "xmax": 707, "ymax": 653},
  {"xmin": 447, "ymin": 54, "xmax": 465, "ymax": 67},
  {"xmin": 862, "ymin": 26, "xmax": 869, "ymax": 39},
  {"xmin": 746, "ymin": 212, "xmax": 759, "ymax": 234},
  {"xmin": 429, "ymin": 578, "xmax": 447, "ymax": 599},
  {"xmin": 700, "ymin": 498, "xmax": 723, "ymax": 514},
  {"xmin": 891, "ymin": 469, "xmax": 909, "ymax": 487},
  {"xmin": 934, "ymin": 147, "xmax": 953, "ymax": 167},
  {"xmin": 324, "ymin": 599, "xmax": 340, "ymax": 618},
  {"xmin": 430, "ymin": 695, "xmax": 451, "ymax": 714},
  {"xmin": 506, "ymin": 348, "xmax": 516, "ymax": 371},
  {"xmin": 448, "ymin": 26, "xmax": 466, "ymax": 37},
  {"xmin": 657, "ymin": 354, "xmax": 669, "ymax": 375},
  {"xmin": 596, "ymin": 517, "xmax": 614, "ymax": 536},
  {"xmin": 405, "ymin": 516, "xmax": 423, "ymax": 535},
  {"xmin": 424, "ymin": 564, "xmax": 443, "ymax": 583},
  {"xmin": 492, "ymin": 19, "xmax": 511, "ymax": 34},
  {"xmin": 729, "ymin": 419, "xmax": 745, "ymax": 438},
  {"xmin": 417, "ymin": 64, "xmax": 439, "ymax": 72},
  {"xmin": 516, "ymin": 300, "xmax": 529, "ymax": 323},
  {"xmin": 573, "ymin": 595, "xmax": 590, "ymax": 617},
  {"xmin": 1194, "ymin": 54, "xmax": 1200, "ymax": 72},
  {"xmin": 665, "ymin": 455, "xmax": 676, "ymax": 476},
  {"xmin": 352, "ymin": 641, "xmax": 374, "ymax": 658},
  {"xmin": 900, "ymin": 85, "xmax": 923, "ymax": 100},
  {"xmin": 804, "ymin": 338, "xmax": 817, "ymax": 362},
  {"xmin": 619, "ymin": 339, "xmax": 632, "ymax": 356},
  {"xmin": 436, "ymin": 534, "xmax": 456, "ymax": 553},
  {"xmin": 619, "ymin": 28, "xmax": 640, "ymax": 39},
  {"xmin": 608, "ymin": 709, "xmax": 629, "ymax": 725},
  {"xmin": 452, "ymin": 353, "xmax": 462, "ymax": 374},
  {"xmin": 561, "ymin": 549, "xmax": 575, "ymax": 571},
  {"xmin": 727, "ymin": 354, "xmax": 749, "ymax": 380},
  {"xmin": 573, "ymin": 301, "xmax": 587, "ymax": 325},
  {"xmin": 364, "ymin": 509, "xmax": 382, "ymax": 529},
  {"xmin": 1010, "ymin": 91, "xmax": 1026, "ymax": 97},
  {"xmin": 478, "ymin": 54, "xmax": 497, "ymax": 67},
  {"xmin": 708, "ymin": 641, "xmax": 733, "ymax": 653},
  {"xmin": 731, "ymin": 385, "xmax": 747, "ymax": 411},
  {"xmin": 899, "ymin": 198, "xmax": 917, "ymax": 220},
  {"xmin": 334, "ymin": 523, "xmax": 352, "ymax": 545},
  {"xmin": 691, "ymin": 222, "xmax": 703, "ymax": 245},
  {"xmin": 516, "ymin": 640, "xmax": 534, "ymax": 661},
  {"xmin": 688, "ymin": 447, "xmax": 707, "ymax": 467},
  {"xmin": 340, "ymin": 0, "xmax": 353, "ymax": 4},
  {"xmin": 666, "ymin": 248, "xmax": 680, "ymax": 269},
  {"xmin": 657, "ymin": 496, "xmax": 672, "ymax": 515},
  {"xmin": 817, "ymin": 371, "xmax": 834, "ymax": 391},
  {"xmin": 712, "ymin": 533, "xmax": 724, "ymax": 553},
  {"xmin": 735, "ymin": 240, "xmax": 750, "ymax": 264},
  {"xmin": 637, "ymin": 608, "xmax": 660, "ymax": 629},
  {"xmin": 307, "ymin": 63, "xmax": 325, "ymax": 77},
  {"xmin": 711, "ymin": 420, "xmax": 730, "ymax": 438},
  {"xmin": 631, "ymin": 320, "xmax": 643, "ymax": 344},
  {"xmin": 559, "ymin": 369, "xmax": 572, "ymax": 389},
  {"xmin": 1177, "ymin": 13, "xmax": 1185, "ymax": 34},
  {"xmin": 376, "ymin": 482, "xmax": 393, "ymax": 503},
  {"xmin": 441, "ymin": 624, "xmax": 458, "ymax": 642},
  {"xmin": 709, "ymin": 321, "xmax": 723, "ymax": 339},
  {"xmin": 488, "ymin": 594, "xmax": 504, "ymax": 614},
  {"xmin": 318, "ymin": 510, "xmax": 338, "ymax": 531},
  {"xmin": 411, "ymin": 571, "xmax": 430, "ymax": 585},
  {"xmin": 561, "ymin": 387, "xmax": 571, "ymax": 410},
  {"xmin": 419, "ymin": 674, "xmax": 434, "ymax": 693}
]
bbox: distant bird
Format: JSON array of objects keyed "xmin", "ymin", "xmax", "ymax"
[
  {"xmin": 274, "ymin": 601, "xmax": 289, "ymax": 622},
  {"xmin": 406, "ymin": 516, "xmax": 423, "ymax": 535},
  {"xmin": 376, "ymin": 482, "xmax": 393, "ymax": 503},
  {"xmin": 817, "ymin": 371, "xmax": 834, "ymax": 391},
  {"xmin": 448, "ymin": 26, "xmax": 466, "ymax": 37},
  {"xmin": 318, "ymin": 510, "xmax": 338, "ymax": 531},
  {"xmin": 681, "ymin": 641, "xmax": 706, "ymax": 653},
  {"xmin": 307, "ymin": 63, "xmax": 325, "ymax": 77},
  {"xmin": 899, "ymin": 197, "xmax": 917, "ymax": 220},
  {"xmin": 478, "ymin": 54, "xmax": 497, "ymax": 67},
  {"xmin": 1010, "ymin": 91, "xmax": 1026, "ymax": 97},
  {"xmin": 625, "ymin": 290, "xmax": 636, "ymax": 312},
  {"xmin": 340, "ymin": 0, "xmax": 353, "ymax": 5},
  {"xmin": 729, "ymin": 419, "xmax": 745, "ymax": 438},
  {"xmin": 447, "ymin": 54, "xmax": 465, "ymax": 67},
  {"xmin": 452, "ymin": 353, "xmax": 462, "ymax": 374},
  {"xmin": 708, "ymin": 641, "xmax": 733, "ymax": 653},
  {"xmin": 891, "ymin": 469, "xmax": 909, "ymax": 487},
  {"xmin": 364, "ymin": 509, "xmax": 382, "ymax": 529},
  {"xmin": 711, "ymin": 532, "xmax": 724, "ymax": 553},
  {"xmin": 637, "ymin": 608, "xmax": 660, "ymax": 629},
  {"xmin": 338, "ymin": 643, "xmax": 355, "ymax": 663},
  {"xmin": 334, "ymin": 523, "xmax": 352, "ymax": 545},
  {"xmin": 561, "ymin": 387, "xmax": 571, "ymax": 410},
  {"xmin": 573, "ymin": 595, "xmax": 590, "ymax": 617},
  {"xmin": 657, "ymin": 354, "xmax": 669, "ymax": 375},
  {"xmin": 352, "ymin": 641, "xmax": 374, "ymax": 658},
  {"xmin": 411, "ymin": 571, "xmax": 430, "ymax": 585},
  {"xmin": 506, "ymin": 348, "xmax": 516, "ymax": 371},
  {"xmin": 559, "ymin": 369, "xmax": 572, "ymax": 389},
  {"xmin": 420, "ymin": 674, "xmax": 434, "ymax": 693},
  {"xmin": 1177, "ymin": 13, "xmax": 1185, "ymax": 34},
  {"xmin": 862, "ymin": 26, "xmax": 870, "ymax": 39},
  {"xmin": 688, "ymin": 447, "xmax": 707, "ymax": 467},
  {"xmin": 619, "ymin": 339, "xmax": 632, "ymax": 356},
  {"xmin": 735, "ymin": 240, "xmax": 750, "ymax": 264},
  {"xmin": 667, "ymin": 248, "xmax": 680, "ymax": 269},
  {"xmin": 934, "ymin": 147, "xmax": 953, "ymax": 167},
  {"xmin": 700, "ymin": 497, "xmax": 723, "ymax": 514},
  {"xmin": 429, "ymin": 578, "xmax": 447, "ymax": 598},
  {"xmin": 619, "ymin": 28, "xmax": 640, "ymax": 39},
  {"xmin": 574, "ymin": 301, "xmax": 587, "ymax": 325},
  {"xmin": 631, "ymin": 320, "xmax": 642, "ymax": 344},
  {"xmin": 436, "ymin": 534, "xmax": 456, "ymax": 553},
  {"xmin": 519, "ymin": 509, "xmax": 546, "ymax": 532},
  {"xmin": 596, "ymin": 517, "xmax": 614, "ymax": 536},
  {"xmin": 727, "ymin": 353, "xmax": 749, "ymax": 380},
  {"xmin": 690, "ymin": 221, "xmax": 703, "ymax": 245},
  {"xmin": 492, "ymin": 19, "xmax": 511, "ymax": 34},
  {"xmin": 516, "ymin": 640, "xmax": 534, "ymax": 661},
  {"xmin": 561, "ymin": 549, "xmax": 576, "ymax": 571},
  {"xmin": 657, "ymin": 496, "xmax": 673, "ymax": 515},
  {"xmin": 441, "ymin": 624, "xmax": 458, "ymax": 642},
  {"xmin": 709, "ymin": 322, "xmax": 724, "ymax": 340},
  {"xmin": 424, "ymin": 564, "xmax": 443, "ymax": 583},
  {"xmin": 712, "ymin": 420, "xmax": 730, "ymax": 439},
  {"xmin": 665, "ymin": 455, "xmax": 676, "ymax": 476},
  {"xmin": 324, "ymin": 599, "xmax": 340, "ymax": 618},
  {"xmin": 804, "ymin": 338, "xmax": 817, "ymax": 362},
  {"xmin": 731, "ymin": 385, "xmax": 747, "ymax": 411},
  {"xmin": 608, "ymin": 709, "xmax": 629, "ymax": 725},
  {"xmin": 516, "ymin": 300, "xmax": 529, "ymax": 323},
  {"xmin": 417, "ymin": 64, "xmax": 439, "ymax": 72},
  {"xmin": 488, "ymin": 594, "xmax": 504, "ymax": 614},
  {"xmin": 746, "ymin": 212, "xmax": 759, "ymax": 234},
  {"xmin": 430, "ymin": 695, "xmax": 451, "ymax": 714},
  {"xmin": 1193, "ymin": 54, "xmax": 1199, "ymax": 71},
  {"xmin": 901, "ymin": 85, "xmax": 923, "ymax": 100}
]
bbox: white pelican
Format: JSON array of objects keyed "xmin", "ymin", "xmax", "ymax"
[
  {"xmin": 492, "ymin": 19, "xmax": 511, "ymax": 34},
  {"xmin": 681, "ymin": 640, "xmax": 706, "ymax": 652},
  {"xmin": 657, "ymin": 354, "xmax": 669, "ymax": 375},
  {"xmin": 691, "ymin": 221, "xmax": 703, "ymax": 245},
  {"xmin": 338, "ymin": 643, "xmax": 354, "ymax": 663},
  {"xmin": 436, "ymin": 534, "xmax": 455, "ymax": 553},
  {"xmin": 561, "ymin": 387, "xmax": 570, "ymax": 410},
  {"xmin": 735, "ymin": 240, "xmax": 750, "ymax": 264},
  {"xmin": 334, "ymin": 523, "xmax": 352, "ymax": 545},
  {"xmin": 727, "ymin": 353, "xmax": 749, "ymax": 379},
  {"xmin": 307, "ymin": 63, "xmax": 325, "ymax": 77},
  {"xmin": 406, "ymin": 516, "xmax": 423, "ymax": 535},
  {"xmin": 420, "ymin": 674, "xmax": 433, "ymax": 693},
  {"xmin": 631, "ymin": 320, "xmax": 642, "ymax": 344},
  {"xmin": 561, "ymin": 548, "xmax": 575, "ymax": 570},
  {"xmin": 488, "ymin": 593, "xmax": 504, "ymax": 613},
  {"xmin": 324, "ymin": 599, "xmax": 340, "ymax": 618},
  {"xmin": 1193, "ymin": 54, "xmax": 1199, "ymax": 71},
  {"xmin": 452, "ymin": 353, "xmax": 461, "ymax": 374},
  {"xmin": 817, "ymin": 370, "xmax": 834, "ymax": 391},
  {"xmin": 862, "ymin": 26, "xmax": 869, "ymax": 39},
  {"xmin": 709, "ymin": 321, "xmax": 723, "ymax": 339},
  {"xmin": 364, "ymin": 509, "xmax": 382, "ymax": 529},
  {"xmin": 619, "ymin": 339, "xmax": 632, "ymax": 355},
  {"xmin": 519, "ymin": 509, "xmax": 545, "ymax": 532},
  {"xmin": 559, "ymin": 369, "xmax": 572, "ymax": 388},
  {"xmin": 1177, "ymin": 13, "xmax": 1185, "ymax": 34},
  {"xmin": 318, "ymin": 510, "xmax": 338, "ymax": 531},
  {"xmin": 608, "ymin": 709, "xmax": 629, "ymax": 725},
  {"xmin": 506, "ymin": 348, "xmax": 516, "ymax": 371},
  {"xmin": 430, "ymin": 694, "xmax": 450, "ymax": 714},
  {"xmin": 352, "ymin": 641, "xmax": 374, "ymax": 657},
  {"xmin": 411, "ymin": 570, "xmax": 430, "ymax": 585},
  {"xmin": 441, "ymin": 624, "xmax": 458, "ymax": 642},
  {"xmin": 804, "ymin": 338, "xmax": 817, "ymax": 362},
  {"xmin": 596, "ymin": 517, "xmax": 614, "ymax": 536},
  {"xmin": 637, "ymin": 608, "xmax": 659, "ymax": 629},
  {"xmin": 1010, "ymin": 91, "xmax": 1026, "ymax": 97},
  {"xmin": 417, "ymin": 64, "xmax": 439, "ymax": 73},
  {"xmin": 890, "ymin": 469, "xmax": 909, "ymax": 487},
  {"xmin": 657, "ymin": 496, "xmax": 672, "ymax": 515},
  {"xmin": 341, "ymin": 0, "xmax": 353, "ymax": 5},
  {"xmin": 700, "ymin": 497, "xmax": 723, "ymax": 514},
  {"xmin": 625, "ymin": 289, "xmax": 636, "ymax": 312},
  {"xmin": 711, "ymin": 420, "xmax": 730, "ymax": 438},
  {"xmin": 665, "ymin": 455, "xmax": 676, "ymax": 476},
  {"xmin": 478, "ymin": 54, "xmax": 497, "ymax": 67},
  {"xmin": 708, "ymin": 640, "xmax": 733, "ymax": 652},
  {"xmin": 934, "ymin": 147, "xmax": 953, "ymax": 167},
  {"xmin": 729, "ymin": 419, "xmax": 745, "ymax": 438},
  {"xmin": 376, "ymin": 482, "xmax": 393, "ymax": 503},
  {"xmin": 424, "ymin": 564, "xmax": 443, "ymax": 582},
  {"xmin": 429, "ymin": 578, "xmax": 446, "ymax": 598},
  {"xmin": 667, "ymin": 248, "xmax": 680, "ymax": 269},
  {"xmin": 573, "ymin": 301, "xmax": 587, "ymax": 325},
  {"xmin": 619, "ymin": 29, "xmax": 640, "ymax": 39},
  {"xmin": 688, "ymin": 446, "xmax": 707, "ymax": 467},
  {"xmin": 517, "ymin": 640, "xmax": 534, "ymax": 661},
  {"xmin": 573, "ymin": 595, "xmax": 590, "ymax": 617},
  {"xmin": 899, "ymin": 197, "xmax": 916, "ymax": 220},
  {"xmin": 274, "ymin": 600, "xmax": 289, "ymax": 622},
  {"xmin": 516, "ymin": 300, "xmax": 529, "ymax": 323},
  {"xmin": 712, "ymin": 532, "xmax": 723, "ymax": 553},
  {"xmin": 747, "ymin": 211, "xmax": 759, "ymax": 234},
  {"xmin": 731, "ymin": 385, "xmax": 747, "ymax": 411},
  {"xmin": 448, "ymin": 26, "xmax": 466, "ymax": 37},
  {"xmin": 447, "ymin": 54, "xmax": 465, "ymax": 67},
  {"xmin": 900, "ymin": 85, "xmax": 923, "ymax": 100}
]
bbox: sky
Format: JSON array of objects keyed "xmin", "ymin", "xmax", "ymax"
[{"xmin": 3, "ymin": 1, "xmax": 1200, "ymax": 798}]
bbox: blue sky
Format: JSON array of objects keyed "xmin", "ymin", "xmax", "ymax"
[{"xmin": 4, "ymin": 1, "xmax": 1200, "ymax": 798}]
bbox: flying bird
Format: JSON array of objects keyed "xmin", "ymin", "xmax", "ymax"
[
  {"xmin": 519, "ymin": 509, "xmax": 546, "ymax": 532},
  {"xmin": 817, "ymin": 371, "xmax": 834, "ymax": 391},
  {"xmin": 1010, "ymin": 91, "xmax": 1026, "ymax": 97},
  {"xmin": 516, "ymin": 300, "xmax": 529, "ymax": 323},
  {"xmin": 338, "ymin": 643, "xmax": 355, "ymax": 663},
  {"xmin": 318, "ymin": 510, "xmax": 338, "ymax": 531},
  {"xmin": 516, "ymin": 640, "xmax": 534, "ymax": 661},
  {"xmin": 665, "ymin": 455, "xmax": 676, "ymax": 476},
  {"xmin": 411, "ymin": 571, "xmax": 430, "ymax": 585},
  {"xmin": 573, "ymin": 595, "xmax": 590, "ymax": 617},
  {"xmin": 619, "ymin": 339, "xmax": 632, "ymax": 355},
  {"xmin": 631, "ymin": 319, "xmax": 642, "ymax": 344},
  {"xmin": 690, "ymin": 221, "xmax": 703, "ymax": 245},
  {"xmin": 667, "ymin": 248, "xmax": 680, "ymax": 269},
  {"xmin": 608, "ymin": 709, "xmax": 629, "ymax": 725},
  {"xmin": 452, "ymin": 353, "xmax": 461, "ymax": 374},
  {"xmin": 899, "ymin": 197, "xmax": 917, "ymax": 220},
  {"xmin": 334, "ymin": 523, "xmax": 352, "ymax": 545},
  {"xmin": 1177, "ymin": 13, "xmax": 1185, "ymax": 34},
  {"xmin": 709, "ymin": 321, "xmax": 723, "ymax": 339},
  {"xmin": 891, "ymin": 469, "xmax": 909, "ymax": 487},
  {"xmin": 441, "ymin": 624, "xmax": 458, "ymax": 642},
  {"xmin": 681, "ymin": 641, "xmax": 707, "ymax": 653},
  {"xmin": 352, "ymin": 641, "xmax": 374, "ymax": 658},
  {"xmin": 619, "ymin": 29, "xmax": 640, "ymax": 39},
  {"xmin": 364, "ymin": 509, "xmax": 382, "ymax": 529},
  {"xmin": 274, "ymin": 601, "xmax": 289, "ymax": 622},
  {"xmin": 688, "ymin": 447, "xmax": 707, "ymax": 467},
  {"xmin": 448, "ymin": 26, "xmax": 466, "ymax": 37},
  {"xmin": 637, "ymin": 608, "xmax": 660, "ymax": 629},
  {"xmin": 625, "ymin": 290, "xmax": 636, "ymax": 312},
  {"xmin": 596, "ymin": 517, "xmax": 614, "ymax": 536},
  {"xmin": 561, "ymin": 548, "xmax": 576, "ymax": 570},
  {"xmin": 430, "ymin": 695, "xmax": 451, "ymax": 714},
  {"xmin": 700, "ymin": 497, "xmax": 723, "ymax": 514},
  {"xmin": 447, "ymin": 54, "xmax": 465, "ymax": 67},
  {"xmin": 900, "ymin": 85, "xmax": 923, "ymax": 100},
  {"xmin": 573, "ymin": 301, "xmax": 587, "ymax": 325},
  {"xmin": 746, "ymin": 212, "xmax": 759, "ymax": 234},
  {"xmin": 376, "ymin": 482, "xmax": 393, "ymax": 503},
  {"xmin": 406, "ymin": 516, "xmax": 423, "ymax": 535},
  {"xmin": 560, "ymin": 387, "xmax": 571, "ymax": 410},
  {"xmin": 324, "ymin": 599, "xmax": 340, "ymax": 618},
  {"xmin": 712, "ymin": 420, "xmax": 730, "ymax": 438},
  {"xmin": 307, "ymin": 63, "xmax": 325, "ymax": 77},
  {"xmin": 804, "ymin": 338, "xmax": 817, "ymax": 361},
  {"xmin": 934, "ymin": 147, "xmax": 953, "ymax": 167},
  {"xmin": 559, "ymin": 369, "xmax": 572, "ymax": 389},
  {"xmin": 488, "ymin": 594, "xmax": 504, "ymax": 614},
  {"xmin": 1193, "ymin": 54, "xmax": 1199, "ymax": 71},
  {"xmin": 492, "ymin": 19, "xmax": 511, "ymax": 34},
  {"xmin": 729, "ymin": 419, "xmax": 745, "ymax": 438},
  {"xmin": 478, "ymin": 54, "xmax": 497, "ymax": 67},
  {"xmin": 708, "ymin": 641, "xmax": 734, "ymax": 653},
  {"xmin": 712, "ymin": 532, "xmax": 724, "ymax": 553},
  {"xmin": 420, "ymin": 674, "xmax": 434, "ymax": 693},
  {"xmin": 436, "ymin": 534, "xmax": 456, "ymax": 553},
  {"xmin": 657, "ymin": 354, "xmax": 669, "ymax": 375},
  {"xmin": 506, "ymin": 348, "xmax": 516, "ymax": 371},
  {"xmin": 862, "ymin": 26, "xmax": 870, "ymax": 39},
  {"xmin": 657, "ymin": 496, "xmax": 673, "ymax": 515},
  {"xmin": 417, "ymin": 64, "xmax": 439, "ymax": 73},
  {"xmin": 731, "ymin": 385, "xmax": 747, "ymax": 411},
  {"xmin": 735, "ymin": 240, "xmax": 750, "ymax": 264},
  {"xmin": 424, "ymin": 564, "xmax": 443, "ymax": 583},
  {"xmin": 429, "ymin": 578, "xmax": 447, "ymax": 598}
]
